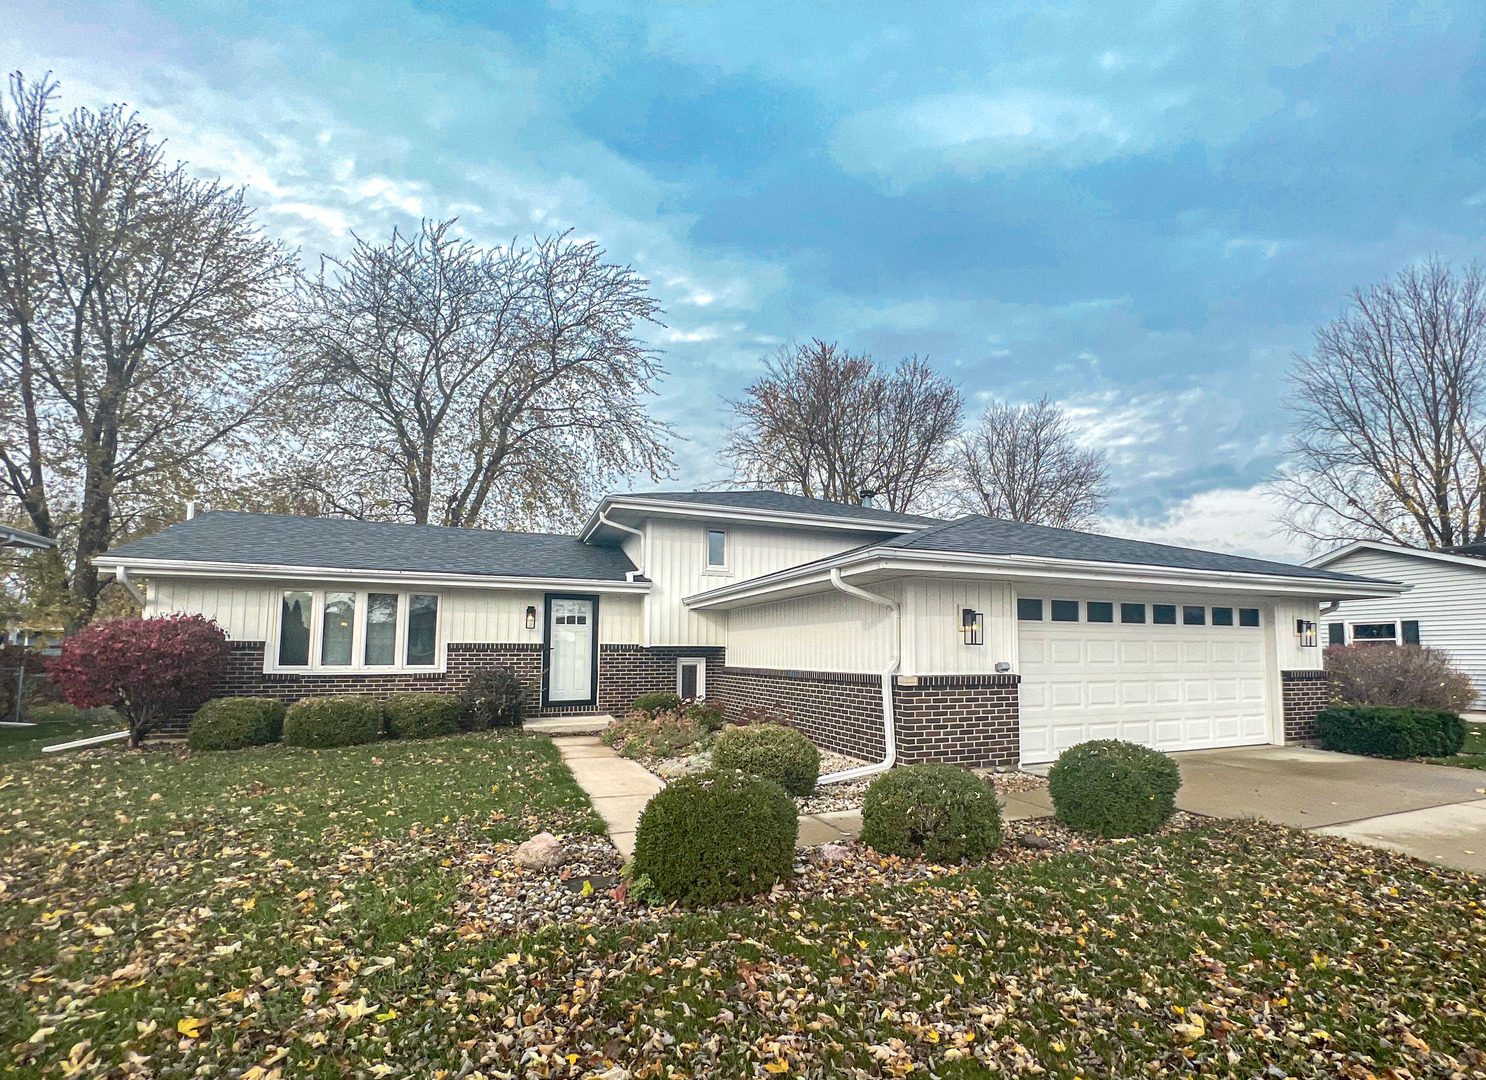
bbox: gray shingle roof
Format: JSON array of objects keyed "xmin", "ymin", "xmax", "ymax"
[
  {"xmin": 606, "ymin": 490, "xmax": 939, "ymax": 526},
  {"xmin": 879, "ymin": 514, "xmax": 1379, "ymax": 583},
  {"xmin": 101, "ymin": 512, "xmax": 638, "ymax": 582}
]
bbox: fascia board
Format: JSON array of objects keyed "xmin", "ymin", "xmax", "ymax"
[
  {"xmin": 579, "ymin": 497, "xmax": 925, "ymax": 542},
  {"xmin": 92, "ymin": 557, "xmax": 651, "ymax": 593}
]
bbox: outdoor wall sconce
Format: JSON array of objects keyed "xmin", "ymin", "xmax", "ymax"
[
  {"xmin": 1295, "ymin": 618, "xmax": 1317, "ymax": 648},
  {"xmin": 526, "ymin": 605, "xmax": 537, "ymax": 630},
  {"xmin": 961, "ymin": 607, "xmax": 984, "ymax": 646}
]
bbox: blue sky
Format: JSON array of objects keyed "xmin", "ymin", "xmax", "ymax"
[{"xmin": 9, "ymin": 0, "xmax": 1486, "ymax": 558}]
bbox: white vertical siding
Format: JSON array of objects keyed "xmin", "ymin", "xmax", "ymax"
[
  {"xmin": 149, "ymin": 580, "xmax": 274, "ymax": 640},
  {"xmin": 443, "ymin": 589, "xmax": 545, "ymax": 644},
  {"xmin": 1322, "ymin": 549, "xmax": 1486, "ymax": 698},
  {"xmin": 902, "ymin": 578, "xmax": 1016, "ymax": 675},
  {"xmin": 725, "ymin": 586, "xmax": 896, "ymax": 672},
  {"xmin": 1272, "ymin": 598, "xmax": 1324, "ymax": 671},
  {"xmin": 642, "ymin": 518, "xmax": 882, "ymax": 647}
]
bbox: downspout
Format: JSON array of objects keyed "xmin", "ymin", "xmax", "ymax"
[
  {"xmin": 597, "ymin": 511, "xmax": 646, "ymax": 582},
  {"xmin": 114, "ymin": 567, "xmax": 146, "ymax": 607},
  {"xmin": 819, "ymin": 567, "xmax": 900, "ymax": 784}
]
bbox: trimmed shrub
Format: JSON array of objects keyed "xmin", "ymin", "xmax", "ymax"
[
  {"xmin": 711, "ymin": 723, "xmax": 821, "ymax": 796},
  {"xmin": 1048, "ymin": 740, "xmax": 1181, "ymax": 838},
  {"xmin": 23, "ymin": 702, "xmax": 85, "ymax": 725},
  {"xmin": 1325, "ymin": 644, "xmax": 1475, "ymax": 713},
  {"xmin": 860, "ymin": 764, "xmax": 1003, "ymax": 862},
  {"xmin": 1316, "ymin": 705, "xmax": 1466, "ymax": 759},
  {"xmin": 283, "ymin": 696, "xmax": 383, "ymax": 748},
  {"xmin": 460, "ymin": 667, "xmax": 525, "ymax": 730},
  {"xmin": 630, "ymin": 770, "xmax": 798, "ymax": 905},
  {"xmin": 386, "ymin": 693, "xmax": 461, "ymax": 740},
  {"xmin": 633, "ymin": 691, "xmax": 682, "ymax": 717},
  {"xmin": 189, "ymin": 697, "xmax": 285, "ymax": 751}
]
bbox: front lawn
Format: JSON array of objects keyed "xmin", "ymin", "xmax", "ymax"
[
  {"xmin": 1425, "ymin": 719, "xmax": 1486, "ymax": 770},
  {"xmin": 4, "ymin": 737, "xmax": 1486, "ymax": 1079}
]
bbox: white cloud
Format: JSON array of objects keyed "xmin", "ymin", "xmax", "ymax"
[{"xmin": 1101, "ymin": 485, "xmax": 1304, "ymax": 562}]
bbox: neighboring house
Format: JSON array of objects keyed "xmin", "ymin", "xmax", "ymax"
[
  {"xmin": 1305, "ymin": 540, "xmax": 1485, "ymax": 705},
  {"xmin": 1, "ymin": 524, "xmax": 60, "ymax": 649},
  {"xmin": 93, "ymin": 490, "xmax": 1399, "ymax": 766}
]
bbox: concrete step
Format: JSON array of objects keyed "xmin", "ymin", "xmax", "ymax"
[{"xmin": 526, "ymin": 715, "xmax": 614, "ymax": 736}]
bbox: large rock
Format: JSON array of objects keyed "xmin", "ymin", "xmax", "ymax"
[{"xmin": 515, "ymin": 831, "xmax": 566, "ymax": 870}]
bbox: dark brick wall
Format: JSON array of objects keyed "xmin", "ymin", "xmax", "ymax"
[
  {"xmin": 1281, "ymin": 669, "xmax": 1333, "ymax": 743},
  {"xmin": 595, "ymin": 645, "xmax": 725, "ymax": 715},
  {"xmin": 711, "ymin": 665, "xmax": 1022, "ymax": 768}
]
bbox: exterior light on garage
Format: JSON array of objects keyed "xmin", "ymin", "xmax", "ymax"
[
  {"xmin": 1295, "ymin": 618, "xmax": 1317, "ymax": 648},
  {"xmin": 961, "ymin": 607, "xmax": 984, "ymax": 646},
  {"xmin": 526, "ymin": 605, "xmax": 537, "ymax": 630}
]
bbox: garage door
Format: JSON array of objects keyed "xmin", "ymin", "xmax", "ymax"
[{"xmin": 1018, "ymin": 605, "xmax": 1269, "ymax": 764}]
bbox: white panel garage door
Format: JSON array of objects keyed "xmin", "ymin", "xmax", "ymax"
[{"xmin": 1018, "ymin": 617, "xmax": 1269, "ymax": 764}]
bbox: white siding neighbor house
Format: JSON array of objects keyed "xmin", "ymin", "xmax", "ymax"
[
  {"xmin": 1305, "ymin": 541, "xmax": 1486, "ymax": 705},
  {"xmin": 94, "ymin": 490, "xmax": 1401, "ymax": 766}
]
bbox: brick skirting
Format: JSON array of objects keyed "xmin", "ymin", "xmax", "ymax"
[
  {"xmin": 712, "ymin": 666, "xmax": 1022, "ymax": 768},
  {"xmin": 1281, "ymin": 669, "xmax": 1333, "ymax": 743}
]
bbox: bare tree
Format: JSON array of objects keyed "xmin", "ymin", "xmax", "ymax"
[
  {"xmin": 1278, "ymin": 259, "xmax": 1486, "ymax": 550},
  {"xmin": 0, "ymin": 73, "xmax": 297, "ymax": 626},
  {"xmin": 724, "ymin": 340, "xmax": 962, "ymax": 514},
  {"xmin": 293, "ymin": 221, "xmax": 673, "ymax": 530},
  {"xmin": 953, "ymin": 396, "xmax": 1110, "ymax": 528}
]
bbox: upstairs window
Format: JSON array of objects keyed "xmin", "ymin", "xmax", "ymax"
[{"xmin": 706, "ymin": 529, "xmax": 727, "ymax": 569}]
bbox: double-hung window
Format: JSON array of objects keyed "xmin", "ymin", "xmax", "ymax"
[{"xmin": 272, "ymin": 588, "xmax": 442, "ymax": 672}]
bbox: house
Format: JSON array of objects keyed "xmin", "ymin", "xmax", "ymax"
[
  {"xmin": 92, "ymin": 490, "xmax": 1401, "ymax": 766},
  {"xmin": 1305, "ymin": 540, "xmax": 1485, "ymax": 705}
]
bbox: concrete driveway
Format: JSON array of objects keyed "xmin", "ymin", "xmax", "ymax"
[{"xmin": 1173, "ymin": 746, "xmax": 1486, "ymax": 874}]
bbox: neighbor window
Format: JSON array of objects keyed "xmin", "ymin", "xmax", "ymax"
[
  {"xmin": 1120, "ymin": 603, "xmax": 1146, "ymax": 624},
  {"xmin": 1183, "ymin": 605, "xmax": 1206, "ymax": 626},
  {"xmin": 1351, "ymin": 621, "xmax": 1397, "ymax": 645},
  {"xmin": 706, "ymin": 529, "xmax": 727, "ymax": 568},
  {"xmin": 279, "ymin": 591, "xmax": 313, "ymax": 667},
  {"xmin": 1017, "ymin": 598, "xmax": 1044, "ymax": 621},
  {"xmin": 1051, "ymin": 600, "xmax": 1080, "ymax": 622},
  {"xmin": 1211, "ymin": 606, "xmax": 1234, "ymax": 626},
  {"xmin": 1152, "ymin": 604, "xmax": 1177, "ymax": 625},
  {"xmin": 1240, "ymin": 608, "xmax": 1260, "ymax": 628},
  {"xmin": 272, "ymin": 588, "xmax": 441, "ymax": 672},
  {"xmin": 1086, "ymin": 601, "xmax": 1114, "ymax": 623}
]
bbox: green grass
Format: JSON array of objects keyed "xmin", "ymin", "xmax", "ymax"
[
  {"xmin": 3, "ymin": 735, "xmax": 1485, "ymax": 1079},
  {"xmin": 0, "ymin": 711, "xmax": 123, "ymax": 763},
  {"xmin": 1424, "ymin": 720, "xmax": 1486, "ymax": 770}
]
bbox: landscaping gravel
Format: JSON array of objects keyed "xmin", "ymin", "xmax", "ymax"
[{"xmin": 462, "ymin": 833, "xmax": 628, "ymax": 934}]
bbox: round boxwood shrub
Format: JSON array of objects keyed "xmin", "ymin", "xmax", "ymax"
[
  {"xmin": 386, "ymin": 692, "xmax": 461, "ymax": 740},
  {"xmin": 1048, "ymin": 739, "xmax": 1181, "ymax": 837},
  {"xmin": 633, "ymin": 691, "xmax": 682, "ymax": 716},
  {"xmin": 711, "ymin": 723, "xmax": 821, "ymax": 796},
  {"xmin": 460, "ymin": 667, "xmax": 525, "ymax": 730},
  {"xmin": 282, "ymin": 695, "xmax": 384, "ymax": 748},
  {"xmin": 189, "ymin": 697, "xmax": 285, "ymax": 751},
  {"xmin": 860, "ymin": 763, "xmax": 1003, "ymax": 862},
  {"xmin": 630, "ymin": 770, "xmax": 798, "ymax": 905}
]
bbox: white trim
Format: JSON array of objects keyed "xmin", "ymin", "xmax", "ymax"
[
  {"xmin": 92, "ymin": 556, "xmax": 650, "ymax": 593},
  {"xmin": 580, "ymin": 495, "xmax": 927, "ymax": 542},
  {"xmin": 266, "ymin": 587, "xmax": 446, "ymax": 674},
  {"xmin": 683, "ymin": 547, "xmax": 1407, "ymax": 610},
  {"xmin": 676, "ymin": 656, "xmax": 707, "ymax": 700},
  {"xmin": 703, "ymin": 528, "xmax": 729, "ymax": 573},
  {"xmin": 1306, "ymin": 539, "xmax": 1486, "ymax": 574}
]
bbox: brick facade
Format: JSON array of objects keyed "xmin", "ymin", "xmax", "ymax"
[
  {"xmin": 711, "ymin": 665, "xmax": 1022, "ymax": 768},
  {"xmin": 1280, "ymin": 669, "xmax": 1334, "ymax": 744}
]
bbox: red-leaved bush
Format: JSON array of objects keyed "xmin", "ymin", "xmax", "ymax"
[{"xmin": 47, "ymin": 615, "xmax": 228, "ymax": 746}]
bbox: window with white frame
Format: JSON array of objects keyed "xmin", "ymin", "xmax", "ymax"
[
  {"xmin": 705, "ymin": 528, "xmax": 727, "ymax": 570},
  {"xmin": 271, "ymin": 588, "xmax": 442, "ymax": 672},
  {"xmin": 677, "ymin": 657, "xmax": 706, "ymax": 700}
]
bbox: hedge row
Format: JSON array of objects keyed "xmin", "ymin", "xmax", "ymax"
[{"xmin": 1316, "ymin": 705, "xmax": 1466, "ymax": 759}]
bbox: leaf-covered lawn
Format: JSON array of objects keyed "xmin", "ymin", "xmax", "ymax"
[
  {"xmin": 4, "ymin": 736, "xmax": 1486, "ymax": 1079},
  {"xmin": 0, "ymin": 713, "xmax": 123, "ymax": 764}
]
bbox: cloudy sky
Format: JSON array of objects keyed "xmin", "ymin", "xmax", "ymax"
[{"xmin": 9, "ymin": 1, "xmax": 1486, "ymax": 559}]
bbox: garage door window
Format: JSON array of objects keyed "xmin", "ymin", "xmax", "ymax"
[
  {"xmin": 1211, "ymin": 606, "xmax": 1234, "ymax": 626},
  {"xmin": 1183, "ymin": 605, "xmax": 1206, "ymax": 625},
  {"xmin": 1153, "ymin": 604, "xmax": 1177, "ymax": 624},
  {"xmin": 1017, "ymin": 598, "xmax": 1043, "ymax": 621},
  {"xmin": 1120, "ymin": 603, "xmax": 1146, "ymax": 623},
  {"xmin": 1087, "ymin": 601, "xmax": 1114, "ymax": 623},
  {"xmin": 1240, "ymin": 608, "xmax": 1260, "ymax": 627},
  {"xmin": 1051, "ymin": 600, "xmax": 1080, "ymax": 622}
]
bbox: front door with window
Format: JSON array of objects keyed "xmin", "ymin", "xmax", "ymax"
[{"xmin": 546, "ymin": 596, "xmax": 597, "ymax": 704}]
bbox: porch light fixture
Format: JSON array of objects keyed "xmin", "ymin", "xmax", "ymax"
[
  {"xmin": 961, "ymin": 607, "xmax": 984, "ymax": 646},
  {"xmin": 1295, "ymin": 618, "xmax": 1317, "ymax": 648},
  {"xmin": 525, "ymin": 605, "xmax": 537, "ymax": 630}
]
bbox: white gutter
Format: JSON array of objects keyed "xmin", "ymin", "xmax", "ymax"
[
  {"xmin": 819, "ymin": 567, "xmax": 899, "ymax": 785},
  {"xmin": 91, "ymin": 558, "xmax": 651, "ymax": 593},
  {"xmin": 114, "ymin": 566, "xmax": 146, "ymax": 606},
  {"xmin": 598, "ymin": 511, "xmax": 647, "ymax": 582}
]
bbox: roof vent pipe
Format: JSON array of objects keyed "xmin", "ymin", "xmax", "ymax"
[
  {"xmin": 185, "ymin": 501, "xmax": 196, "ymax": 520},
  {"xmin": 819, "ymin": 567, "xmax": 899, "ymax": 784}
]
